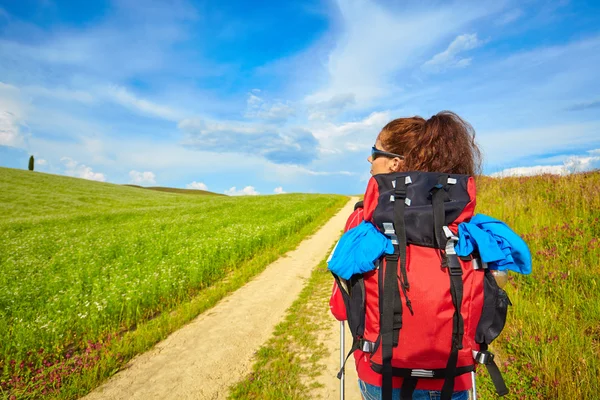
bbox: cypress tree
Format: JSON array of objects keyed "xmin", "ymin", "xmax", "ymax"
[{"xmin": 28, "ymin": 155, "xmax": 34, "ymax": 171}]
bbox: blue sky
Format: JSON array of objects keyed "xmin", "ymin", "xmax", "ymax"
[{"xmin": 1, "ymin": 0, "xmax": 599, "ymax": 195}]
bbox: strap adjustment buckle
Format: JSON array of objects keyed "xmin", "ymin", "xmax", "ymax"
[
  {"xmin": 449, "ymin": 264, "xmax": 463, "ymax": 276},
  {"xmin": 359, "ymin": 339, "xmax": 376, "ymax": 353},
  {"xmin": 474, "ymin": 350, "xmax": 495, "ymax": 365},
  {"xmin": 386, "ymin": 253, "xmax": 399, "ymax": 262},
  {"xmin": 394, "ymin": 187, "xmax": 407, "ymax": 199}
]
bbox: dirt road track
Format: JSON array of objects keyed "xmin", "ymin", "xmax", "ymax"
[{"xmin": 83, "ymin": 197, "xmax": 358, "ymax": 400}]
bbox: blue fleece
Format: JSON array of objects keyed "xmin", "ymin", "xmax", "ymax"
[
  {"xmin": 456, "ymin": 214, "xmax": 532, "ymax": 274},
  {"xmin": 327, "ymin": 221, "xmax": 395, "ymax": 280}
]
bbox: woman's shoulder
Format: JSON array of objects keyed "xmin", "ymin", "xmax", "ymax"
[{"xmin": 345, "ymin": 202, "xmax": 364, "ymax": 231}]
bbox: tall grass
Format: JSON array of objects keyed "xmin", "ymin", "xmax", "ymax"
[
  {"xmin": 475, "ymin": 171, "xmax": 600, "ymax": 399},
  {"xmin": 0, "ymin": 167, "xmax": 347, "ymax": 398}
]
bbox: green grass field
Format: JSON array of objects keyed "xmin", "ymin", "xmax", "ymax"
[
  {"xmin": 474, "ymin": 172, "xmax": 600, "ymax": 399},
  {"xmin": 0, "ymin": 167, "xmax": 347, "ymax": 399}
]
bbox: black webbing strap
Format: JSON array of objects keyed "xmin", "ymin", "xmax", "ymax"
[
  {"xmin": 400, "ymin": 377, "xmax": 418, "ymax": 400},
  {"xmin": 336, "ymin": 339, "xmax": 360, "ymax": 379},
  {"xmin": 431, "ymin": 174, "xmax": 448, "ymax": 250},
  {"xmin": 381, "ymin": 177, "xmax": 408, "ymax": 400},
  {"xmin": 478, "ymin": 343, "xmax": 509, "ymax": 396},
  {"xmin": 431, "ymin": 175, "xmax": 465, "ymax": 400},
  {"xmin": 394, "ymin": 177, "xmax": 409, "ymax": 339},
  {"xmin": 440, "ymin": 257, "xmax": 465, "ymax": 400}
]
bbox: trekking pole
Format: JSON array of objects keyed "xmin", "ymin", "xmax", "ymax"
[
  {"xmin": 340, "ymin": 321, "xmax": 345, "ymax": 400},
  {"xmin": 471, "ymin": 371, "xmax": 477, "ymax": 400}
]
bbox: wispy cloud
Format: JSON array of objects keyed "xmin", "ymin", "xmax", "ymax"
[
  {"xmin": 103, "ymin": 86, "xmax": 183, "ymax": 121},
  {"xmin": 179, "ymin": 118, "xmax": 319, "ymax": 165},
  {"xmin": 566, "ymin": 99, "xmax": 600, "ymax": 112},
  {"xmin": 245, "ymin": 92, "xmax": 296, "ymax": 122},
  {"xmin": 422, "ymin": 33, "xmax": 484, "ymax": 73},
  {"xmin": 274, "ymin": 186, "xmax": 286, "ymax": 194},
  {"xmin": 306, "ymin": 1, "xmax": 503, "ymax": 104},
  {"xmin": 496, "ymin": 9, "xmax": 523, "ymax": 25}
]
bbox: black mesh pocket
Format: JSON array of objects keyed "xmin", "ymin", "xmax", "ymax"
[
  {"xmin": 476, "ymin": 269, "xmax": 512, "ymax": 344},
  {"xmin": 332, "ymin": 274, "xmax": 365, "ymax": 339}
]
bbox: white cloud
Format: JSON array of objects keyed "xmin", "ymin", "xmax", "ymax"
[
  {"xmin": 247, "ymin": 93, "xmax": 263, "ymax": 108},
  {"xmin": 0, "ymin": 111, "xmax": 24, "ymax": 147},
  {"xmin": 129, "ymin": 170, "xmax": 157, "ymax": 185},
  {"xmin": 259, "ymin": 102, "xmax": 295, "ymax": 122},
  {"xmin": 307, "ymin": 93, "xmax": 356, "ymax": 121},
  {"xmin": 60, "ymin": 157, "xmax": 106, "ymax": 182},
  {"xmin": 311, "ymin": 110, "xmax": 392, "ymax": 154},
  {"xmin": 564, "ymin": 153, "xmax": 600, "ymax": 173},
  {"xmin": 36, "ymin": 158, "xmax": 47, "ymax": 165},
  {"xmin": 422, "ymin": 33, "xmax": 483, "ymax": 73},
  {"xmin": 0, "ymin": 83, "xmax": 27, "ymax": 148},
  {"xmin": 225, "ymin": 186, "xmax": 260, "ymax": 196},
  {"xmin": 245, "ymin": 92, "xmax": 295, "ymax": 122},
  {"xmin": 490, "ymin": 149, "xmax": 600, "ymax": 177},
  {"xmin": 490, "ymin": 165, "xmax": 567, "ymax": 177},
  {"xmin": 186, "ymin": 181, "xmax": 208, "ymax": 190},
  {"xmin": 274, "ymin": 186, "xmax": 286, "ymax": 194},
  {"xmin": 272, "ymin": 164, "xmax": 356, "ymax": 178}
]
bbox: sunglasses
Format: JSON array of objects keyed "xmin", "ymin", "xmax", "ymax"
[{"xmin": 371, "ymin": 146, "xmax": 404, "ymax": 160}]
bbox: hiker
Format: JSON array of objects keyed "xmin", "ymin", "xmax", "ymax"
[{"xmin": 330, "ymin": 111, "xmax": 487, "ymax": 400}]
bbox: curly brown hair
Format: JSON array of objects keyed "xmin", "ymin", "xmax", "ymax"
[{"xmin": 377, "ymin": 111, "xmax": 482, "ymax": 176}]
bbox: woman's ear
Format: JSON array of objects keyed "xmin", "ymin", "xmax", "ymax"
[{"xmin": 389, "ymin": 158, "xmax": 404, "ymax": 172}]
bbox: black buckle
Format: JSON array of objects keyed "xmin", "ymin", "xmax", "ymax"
[
  {"xmin": 445, "ymin": 254, "xmax": 463, "ymax": 276},
  {"xmin": 475, "ymin": 351, "xmax": 495, "ymax": 365},
  {"xmin": 386, "ymin": 253, "xmax": 399, "ymax": 262},
  {"xmin": 449, "ymin": 265, "xmax": 463, "ymax": 276},
  {"xmin": 394, "ymin": 188, "xmax": 407, "ymax": 199}
]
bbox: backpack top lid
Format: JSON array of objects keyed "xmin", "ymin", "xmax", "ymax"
[{"xmin": 362, "ymin": 171, "xmax": 476, "ymax": 249}]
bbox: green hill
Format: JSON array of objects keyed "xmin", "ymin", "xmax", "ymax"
[
  {"xmin": 124, "ymin": 184, "xmax": 223, "ymax": 196},
  {"xmin": 0, "ymin": 167, "xmax": 226, "ymax": 222}
]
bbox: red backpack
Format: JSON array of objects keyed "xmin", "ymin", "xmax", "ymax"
[{"xmin": 332, "ymin": 171, "xmax": 510, "ymax": 400}]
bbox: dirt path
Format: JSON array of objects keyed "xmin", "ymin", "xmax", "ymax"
[
  {"xmin": 84, "ymin": 197, "xmax": 358, "ymax": 400},
  {"xmin": 314, "ymin": 318, "xmax": 362, "ymax": 399}
]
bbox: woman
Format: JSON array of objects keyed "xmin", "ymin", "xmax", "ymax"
[{"xmin": 330, "ymin": 111, "xmax": 481, "ymax": 400}]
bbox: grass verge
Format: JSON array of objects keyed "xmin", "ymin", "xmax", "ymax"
[{"xmin": 228, "ymin": 248, "xmax": 337, "ymax": 400}]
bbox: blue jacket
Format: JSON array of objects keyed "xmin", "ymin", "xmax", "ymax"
[
  {"xmin": 327, "ymin": 221, "xmax": 394, "ymax": 280},
  {"xmin": 456, "ymin": 214, "xmax": 532, "ymax": 274}
]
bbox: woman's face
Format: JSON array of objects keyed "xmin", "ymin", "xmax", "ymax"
[{"xmin": 368, "ymin": 138, "xmax": 404, "ymax": 175}]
